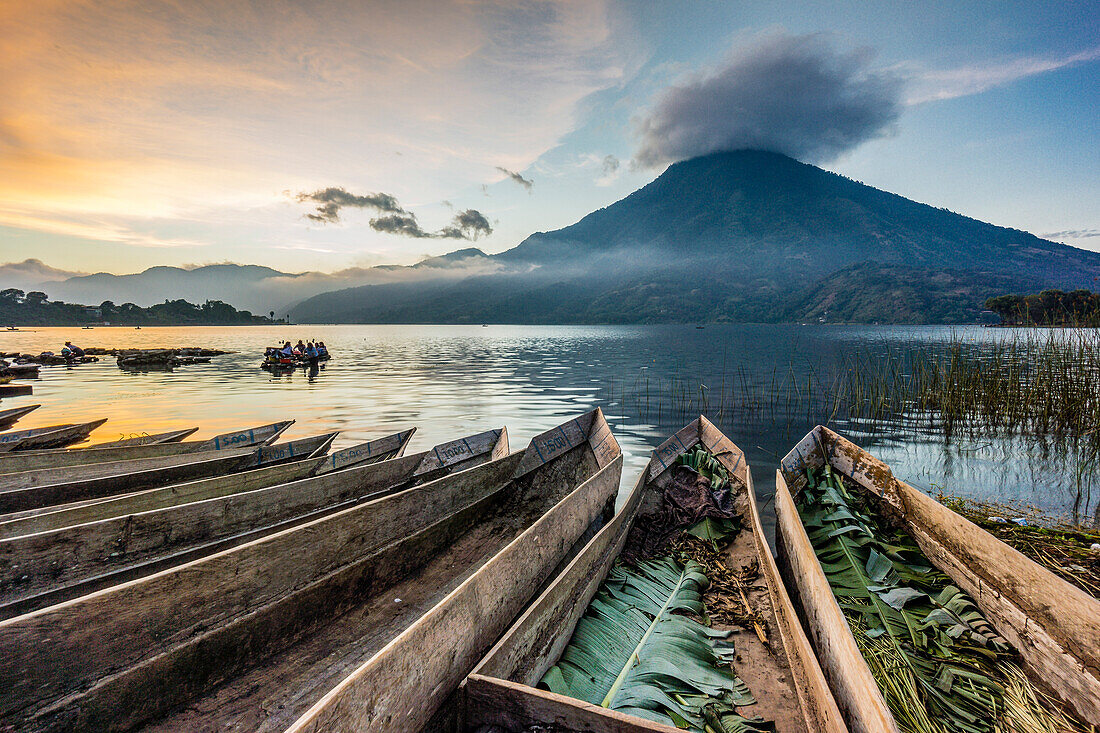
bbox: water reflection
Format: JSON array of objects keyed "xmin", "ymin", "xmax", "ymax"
[{"xmin": 1, "ymin": 324, "xmax": 1095, "ymax": 526}]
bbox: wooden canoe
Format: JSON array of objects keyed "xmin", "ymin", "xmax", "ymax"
[
  {"xmin": 0, "ymin": 431, "xmax": 337, "ymax": 514},
  {"xmin": 0, "ymin": 428, "xmax": 424, "ymax": 618},
  {"xmin": 0, "ymin": 428, "xmax": 418, "ymax": 538},
  {"xmin": 774, "ymin": 425, "xmax": 1100, "ymax": 731},
  {"xmin": 457, "ymin": 415, "xmax": 845, "ymax": 733},
  {"xmin": 0, "ymin": 418, "xmax": 107, "ymax": 452},
  {"xmin": 0, "ymin": 419, "xmax": 294, "ymax": 472},
  {"xmin": 0, "ymin": 427, "xmax": 515, "ymax": 617},
  {"xmin": 0, "ymin": 409, "xmax": 621, "ymax": 732},
  {"xmin": 0, "ymin": 405, "xmax": 39, "ymax": 431},
  {"xmin": 87, "ymin": 427, "xmax": 200, "ymax": 447}
]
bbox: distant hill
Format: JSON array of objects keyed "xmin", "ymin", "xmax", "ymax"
[
  {"xmin": 44, "ymin": 264, "xmax": 301, "ymax": 315},
  {"xmin": 11, "ymin": 250, "xmax": 502, "ymax": 317},
  {"xmin": 291, "ymin": 150, "xmax": 1100, "ymax": 324}
]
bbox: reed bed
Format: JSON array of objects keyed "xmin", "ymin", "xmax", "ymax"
[{"xmin": 604, "ymin": 330, "xmax": 1100, "ymax": 449}]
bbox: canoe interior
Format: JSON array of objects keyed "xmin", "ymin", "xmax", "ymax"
[
  {"xmin": 458, "ymin": 415, "xmax": 843, "ymax": 733},
  {"xmin": 775, "ymin": 425, "xmax": 1100, "ymax": 730},
  {"xmin": 0, "ymin": 428, "xmax": 509, "ymax": 619},
  {"xmin": 0, "ymin": 412, "xmax": 618, "ymax": 733},
  {"xmin": 0, "ymin": 432, "xmax": 337, "ymax": 515},
  {"xmin": 285, "ymin": 408, "xmax": 622, "ymax": 733}
]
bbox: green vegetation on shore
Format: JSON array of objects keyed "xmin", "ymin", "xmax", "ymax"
[
  {"xmin": 985, "ymin": 289, "xmax": 1100, "ymax": 326},
  {"xmin": 0, "ymin": 289, "xmax": 280, "ymax": 326}
]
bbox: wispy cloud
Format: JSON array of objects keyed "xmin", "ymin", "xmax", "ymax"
[
  {"xmin": 494, "ymin": 167, "xmax": 534, "ymax": 191},
  {"xmin": 0, "ymin": 0, "xmax": 628, "ymax": 265},
  {"xmin": 293, "ymin": 186, "xmax": 493, "ymax": 240},
  {"xmin": 0, "ymin": 208, "xmax": 210, "ymax": 249},
  {"xmin": 905, "ymin": 45, "xmax": 1100, "ymax": 105},
  {"xmin": 1041, "ymin": 228, "xmax": 1100, "ymax": 241},
  {"xmin": 295, "ymin": 187, "xmax": 407, "ymax": 224}
]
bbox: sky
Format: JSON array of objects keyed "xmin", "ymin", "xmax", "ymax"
[{"xmin": 1, "ymin": 0, "xmax": 1097, "ymax": 276}]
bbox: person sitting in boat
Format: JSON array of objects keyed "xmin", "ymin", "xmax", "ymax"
[
  {"xmin": 279, "ymin": 341, "xmax": 294, "ymax": 358},
  {"xmin": 306, "ymin": 341, "xmax": 320, "ymax": 368},
  {"xmin": 316, "ymin": 341, "xmax": 328, "ymax": 358},
  {"xmin": 63, "ymin": 341, "xmax": 85, "ymax": 361},
  {"xmin": 294, "ymin": 339, "xmax": 306, "ymax": 356}
]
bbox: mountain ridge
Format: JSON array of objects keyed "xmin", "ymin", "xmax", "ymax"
[
  {"xmin": 291, "ymin": 150, "xmax": 1100, "ymax": 324},
  {"xmin": 7, "ymin": 151, "xmax": 1098, "ymax": 323}
]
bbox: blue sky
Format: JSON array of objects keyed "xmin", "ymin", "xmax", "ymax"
[{"xmin": 1, "ymin": 0, "xmax": 1096, "ymax": 275}]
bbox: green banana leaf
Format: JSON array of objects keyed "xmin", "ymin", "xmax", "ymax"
[
  {"xmin": 541, "ymin": 556, "xmax": 770, "ymax": 732},
  {"xmin": 797, "ymin": 465, "xmax": 1006, "ymax": 733}
]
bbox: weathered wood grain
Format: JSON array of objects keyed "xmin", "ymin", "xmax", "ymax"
[
  {"xmin": 0, "ymin": 433, "xmax": 334, "ymax": 514},
  {"xmin": 0, "ymin": 435, "xmax": 422, "ymax": 617},
  {"xmin": 0, "ymin": 452, "xmax": 524, "ymax": 730},
  {"xmin": 0, "ymin": 420, "xmax": 294, "ymax": 472},
  {"xmin": 456, "ymin": 416, "xmax": 838, "ymax": 733},
  {"xmin": 774, "ymin": 464, "xmax": 898, "ymax": 733},
  {"xmin": 777, "ymin": 425, "xmax": 1100, "ymax": 730},
  {"xmin": 464, "ymin": 675, "xmax": 670, "ymax": 733},
  {"xmin": 286, "ymin": 452, "xmax": 623, "ymax": 732},
  {"xmin": 0, "ymin": 419, "xmax": 107, "ymax": 453}
]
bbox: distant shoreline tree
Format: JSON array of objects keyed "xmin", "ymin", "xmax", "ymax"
[
  {"xmin": 0, "ymin": 291, "xmax": 285, "ymax": 326},
  {"xmin": 985, "ymin": 289, "xmax": 1100, "ymax": 326}
]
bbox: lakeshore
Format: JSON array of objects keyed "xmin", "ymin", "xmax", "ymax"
[{"xmin": 1, "ymin": 323, "xmax": 1097, "ymax": 529}]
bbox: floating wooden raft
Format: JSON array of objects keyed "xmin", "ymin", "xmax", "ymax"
[
  {"xmin": 0, "ymin": 409, "xmax": 621, "ymax": 733},
  {"xmin": 457, "ymin": 415, "xmax": 845, "ymax": 733},
  {"xmin": 0, "ymin": 405, "xmax": 39, "ymax": 431},
  {"xmin": 0, "ymin": 419, "xmax": 293, "ymax": 472},
  {"xmin": 0, "ymin": 418, "xmax": 107, "ymax": 452},
  {"xmin": 774, "ymin": 425, "xmax": 1100, "ymax": 732},
  {"xmin": 0, "ymin": 428, "xmax": 512, "ymax": 618},
  {"xmin": 0, "ymin": 431, "xmax": 336, "ymax": 515}
]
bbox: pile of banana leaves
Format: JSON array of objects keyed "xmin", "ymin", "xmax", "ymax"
[
  {"xmin": 797, "ymin": 465, "xmax": 1087, "ymax": 733},
  {"xmin": 539, "ymin": 447, "xmax": 773, "ymax": 732}
]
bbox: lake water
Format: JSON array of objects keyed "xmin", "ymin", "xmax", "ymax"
[{"xmin": 3, "ymin": 324, "xmax": 1096, "ymax": 529}]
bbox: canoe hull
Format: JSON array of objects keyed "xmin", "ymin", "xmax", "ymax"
[
  {"xmin": 457, "ymin": 416, "xmax": 844, "ymax": 733},
  {"xmin": 0, "ymin": 412, "xmax": 617, "ymax": 732},
  {"xmin": 775, "ymin": 425, "xmax": 1100, "ymax": 729},
  {"xmin": 0, "ymin": 420, "xmax": 295, "ymax": 472}
]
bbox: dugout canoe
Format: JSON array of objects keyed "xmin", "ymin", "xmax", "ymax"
[
  {"xmin": 0, "ymin": 405, "xmax": 39, "ymax": 431},
  {"xmin": 774, "ymin": 425, "xmax": 1100, "ymax": 731},
  {"xmin": 457, "ymin": 416, "xmax": 845, "ymax": 733},
  {"xmin": 0, "ymin": 431, "xmax": 336, "ymax": 515},
  {"xmin": 0, "ymin": 409, "xmax": 621, "ymax": 732},
  {"xmin": 0, "ymin": 418, "xmax": 107, "ymax": 452},
  {"xmin": 0, "ymin": 419, "xmax": 292, "ymax": 473},
  {"xmin": 0, "ymin": 428, "xmax": 418, "ymax": 537},
  {"xmin": 88, "ymin": 427, "xmax": 200, "ymax": 447},
  {"xmin": 0, "ymin": 427, "xmax": 514, "ymax": 617}
]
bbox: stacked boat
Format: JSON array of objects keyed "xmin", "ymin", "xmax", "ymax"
[{"xmin": 0, "ymin": 410, "xmax": 1096, "ymax": 732}]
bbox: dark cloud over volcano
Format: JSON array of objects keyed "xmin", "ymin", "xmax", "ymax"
[{"xmin": 634, "ymin": 31, "xmax": 903, "ymax": 166}]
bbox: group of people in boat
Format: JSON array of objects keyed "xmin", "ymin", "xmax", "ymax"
[{"xmin": 263, "ymin": 339, "xmax": 330, "ymax": 370}]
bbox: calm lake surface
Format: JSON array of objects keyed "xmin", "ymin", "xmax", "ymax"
[{"xmin": 3, "ymin": 324, "xmax": 1096, "ymax": 528}]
